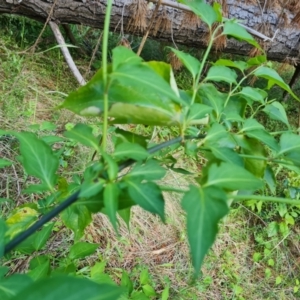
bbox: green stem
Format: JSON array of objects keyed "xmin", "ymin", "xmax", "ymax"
[
  {"xmin": 101, "ymin": 0, "xmax": 113, "ymax": 152},
  {"xmin": 191, "ymin": 26, "xmax": 222, "ymax": 105},
  {"xmin": 232, "ymin": 194, "xmax": 300, "ymax": 206}
]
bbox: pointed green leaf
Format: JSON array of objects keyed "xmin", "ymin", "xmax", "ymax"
[
  {"xmin": 33, "ymin": 223, "xmax": 54, "ymax": 251},
  {"xmin": 61, "ymin": 205, "xmax": 92, "ymax": 241},
  {"xmin": 61, "ymin": 66, "xmax": 183, "ymax": 126},
  {"xmin": 198, "ymin": 84, "xmax": 226, "ymax": 119},
  {"xmin": 254, "ymin": 67, "xmax": 299, "ymax": 100},
  {"xmin": 278, "ymin": 133, "xmax": 300, "ymax": 166},
  {"xmin": 69, "ymin": 242, "xmax": 98, "ymax": 260},
  {"xmin": 118, "ymin": 208, "xmax": 131, "ymax": 228},
  {"xmin": 170, "ymin": 48, "xmax": 200, "ymax": 80},
  {"xmin": 103, "ymin": 153, "xmax": 118, "ymax": 181},
  {"xmin": 104, "ymin": 183, "xmax": 119, "ymax": 232},
  {"xmin": 182, "ymin": 186, "xmax": 229, "ymax": 276},
  {"xmin": 214, "ymin": 59, "xmax": 248, "ymax": 72},
  {"xmin": 79, "ymin": 179, "xmax": 104, "ymax": 198},
  {"xmin": 241, "ymin": 119, "xmax": 279, "ymax": 151},
  {"xmin": 64, "ymin": 124, "xmax": 100, "ymax": 151},
  {"xmin": 204, "ymin": 123, "xmax": 228, "ymax": 146},
  {"xmin": 223, "ymin": 21, "xmax": 260, "ymax": 48},
  {"xmin": 13, "ymin": 132, "xmax": 59, "ymax": 191},
  {"xmin": 179, "ymin": 0, "xmax": 217, "ymax": 28},
  {"xmin": 0, "ymin": 274, "xmax": 33, "ymax": 300},
  {"xmin": 210, "ymin": 147, "xmax": 244, "ymax": 166},
  {"xmin": 28, "ymin": 261, "xmax": 50, "ymax": 281},
  {"xmin": 238, "ymin": 87, "xmax": 267, "ymax": 104},
  {"xmin": 263, "ymin": 101, "xmax": 290, "ymax": 127},
  {"xmin": 205, "ymin": 66, "xmax": 237, "ymax": 84},
  {"xmin": 114, "ymin": 142, "xmax": 149, "ymax": 161},
  {"xmin": 264, "ymin": 166, "xmax": 276, "ymax": 194},
  {"xmin": 187, "ymin": 103, "xmax": 212, "ymax": 124},
  {"xmin": 242, "ymin": 138, "xmax": 267, "ymax": 178},
  {"xmin": 127, "ymin": 181, "xmax": 165, "ymax": 221},
  {"xmin": 12, "ymin": 276, "xmax": 124, "ymax": 300},
  {"xmin": 205, "ymin": 162, "xmax": 263, "ymax": 190},
  {"xmin": 247, "ymin": 55, "xmax": 267, "ymax": 66},
  {"xmin": 112, "ymin": 46, "xmax": 143, "ymax": 70},
  {"xmin": 127, "ymin": 160, "xmax": 166, "ymax": 180},
  {"xmin": 111, "ymin": 61, "xmax": 184, "ymax": 106},
  {"xmin": 0, "ymin": 159, "xmax": 12, "ymax": 168}
]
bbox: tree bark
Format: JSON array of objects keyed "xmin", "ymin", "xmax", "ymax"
[{"xmin": 0, "ymin": 0, "xmax": 300, "ymax": 62}]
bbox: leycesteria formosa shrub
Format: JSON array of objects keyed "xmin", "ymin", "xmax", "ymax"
[{"xmin": 1, "ymin": 0, "xmax": 300, "ymax": 299}]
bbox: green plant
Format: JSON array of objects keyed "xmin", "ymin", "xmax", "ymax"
[{"xmin": 1, "ymin": 0, "xmax": 300, "ymax": 299}]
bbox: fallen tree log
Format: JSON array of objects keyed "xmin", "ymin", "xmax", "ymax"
[{"xmin": 0, "ymin": 0, "xmax": 300, "ymax": 62}]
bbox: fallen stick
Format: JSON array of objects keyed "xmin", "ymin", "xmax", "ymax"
[{"xmin": 49, "ymin": 21, "xmax": 86, "ymax": 86}]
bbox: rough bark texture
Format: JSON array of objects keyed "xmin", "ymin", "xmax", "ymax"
[{"xmin": 1, "ymin": 0, "xmax": 300, "ymax": 62}]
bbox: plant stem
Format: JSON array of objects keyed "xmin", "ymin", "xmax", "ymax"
[
  {"xmin": 191, "ymin": 25, "xmax": 222, "ymax": 105},
  {"xmin": 232, "ymin": 194, "xmax": 300, "ymax": 206},
  {"xmin": 101, "ymin": 0, "xmax": 113, "ymax": 152}
]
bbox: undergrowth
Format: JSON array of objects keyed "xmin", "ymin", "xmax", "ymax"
[{"xmin": 1, "ymin": 14, "xmax": 300, "ymax": 300}]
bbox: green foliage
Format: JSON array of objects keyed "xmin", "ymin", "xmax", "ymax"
[{"xmin": 2, "ymin": 0, "xmax": 300, "ymax": 298}]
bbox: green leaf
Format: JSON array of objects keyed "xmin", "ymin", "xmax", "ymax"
[
  {"xmin": 0, "ymin": 218, "xmax": 6, "ymax": 257},
  {"xmin": 204, "ymin": 123, "xmax": 228, "ymax": 146},
  {"xmin": 114, "ymin": 128, "xmax": 148, "ymax": 147},
  {"xmin": 5, "ymin": 207, "xmax": 39, "ymax": 239},
  {"xmin": 61, "ymin": 205, "xmax": 92, "ymax": 241},
  {"xmin": 13, "ymin": 132, "xmax": 59, "ymax": 191},
  {"xmin": 264, "ymin": 166, "xmax": 276, "ymax": 194},
  {"xmin": 111, "ymin": 61, "xmax": 184, "ymax": 106},
  {"xmin": 142, "ymin": 284, "xmax": 156, "ymax": 297},
  {"xmin": 278, "ymin": 133, "xmax": 300, "ymax": 166},
  {"xmin": 182, "ymin": 186, "xmax": 229, "ymax": 276},
  {"xmin": 28, "ymin": 261, "xmax": 50, "ymax": 281},
  {"xmin": 33, "ymin": 223, "xmax": 54, "ymax": 251},
  {"xmin": 118, "ymin": 208, "xmax": 131, "ymax": 228},
  {"xmin": 64, "ymin": 124, "xmax": 100, "ymax": 151},
  {"xmin": 0, "ymin": 274, "xmax": 33, "ymax": 300},
  {"xmin": 170, "ymin": 48, "xmax": 200, "ymax": 80},
  {"xmin": 223, "ymin": 21, "xmax": 260, "ymax": 48},
  {"xmin": 29, "ymin": 255, "xmax": 50, "ymax": 270},
  {"xmin": 242, "ymin": 119, "xmax": 279, "ymax": 151},
  {"xmin": 69, "ymin": 242, "xmax": 98, "ymax": 260},
  {"xmin": 210, "ymin": 147, "xmax": 244, "ymax": 167},
  {"xmin": 197, "ymin": 84, "xmax": 226, "ymax": 119},
  {"xmin": 179, "ymin": 0, "xmax": 217, "ymax": 28},
  {"xmin": 121, "ymin": 271, "xmax": 133, "ymax": 295},
  {"xmin": 104, "ymin": 183, "xmax": 119, "ymax": 232},
  {"xmin": 263, "ymin": 101, "xmax": 290, "ymax": 128},
  {"xmin": 103, "ymin": 153, "xmax": 118, "ymax": 181},
  {"xmin": 140, "ymin": 269, "xmax": 149, "ymax": 285},
  {"xmin": 214, "ymin": 59, "xmax": 248, "ymax": 72},
  {"xmin": 0, "ymin": 159, "xmax": 12, "ymax": 168},
  {"xmin": 127, "ymin": 159, "xmax": 166, "ymax": 180},
  {"xmin": 205, "ymin": 162, "xmax": 263, "ymax": 190},
  {"xmin": 12, "ymin": 276, "xmax": 124, "ymax": 300},
  {"xmin": 114, "ymin": 142, "xmax": 149, "ymax": 161},
  {"xmin": 127, "ymin": 180, "xmax": 165, "ymax": 221},
  {"xmin": 79, "ymin": 179, "xmax": 105, "ymax": 198},
  {"xmin": 61, "ymin": 65, "xmax": 183, "ymax": 126},
  {"xmin": 242, "ymin": 138, "xmax": 267, "ymax": 179},
  {"xmin": 187, "ymin": 103, "xmax": 212, "ymax": 125},
  {"xmin": 254, "ymin": 67, "xmax": 298, "ymax": 100},
  {"xmin": 0, "ymin": 266, "xmax": 8, "ymax": 278},
  {"xmin": 247, "ymin": 55, "xmax": 267, "ymax": 66},
  {"xmin": 238, "ymin": 87, "xmax": 267, "ymax": 104},
  {"xmin": 205, "ymin": 66, "xmax": 237, "ymax": 84},
  {"xmin": 112, "ymin": 46, "xmax": 143, "ymax": 70}
]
